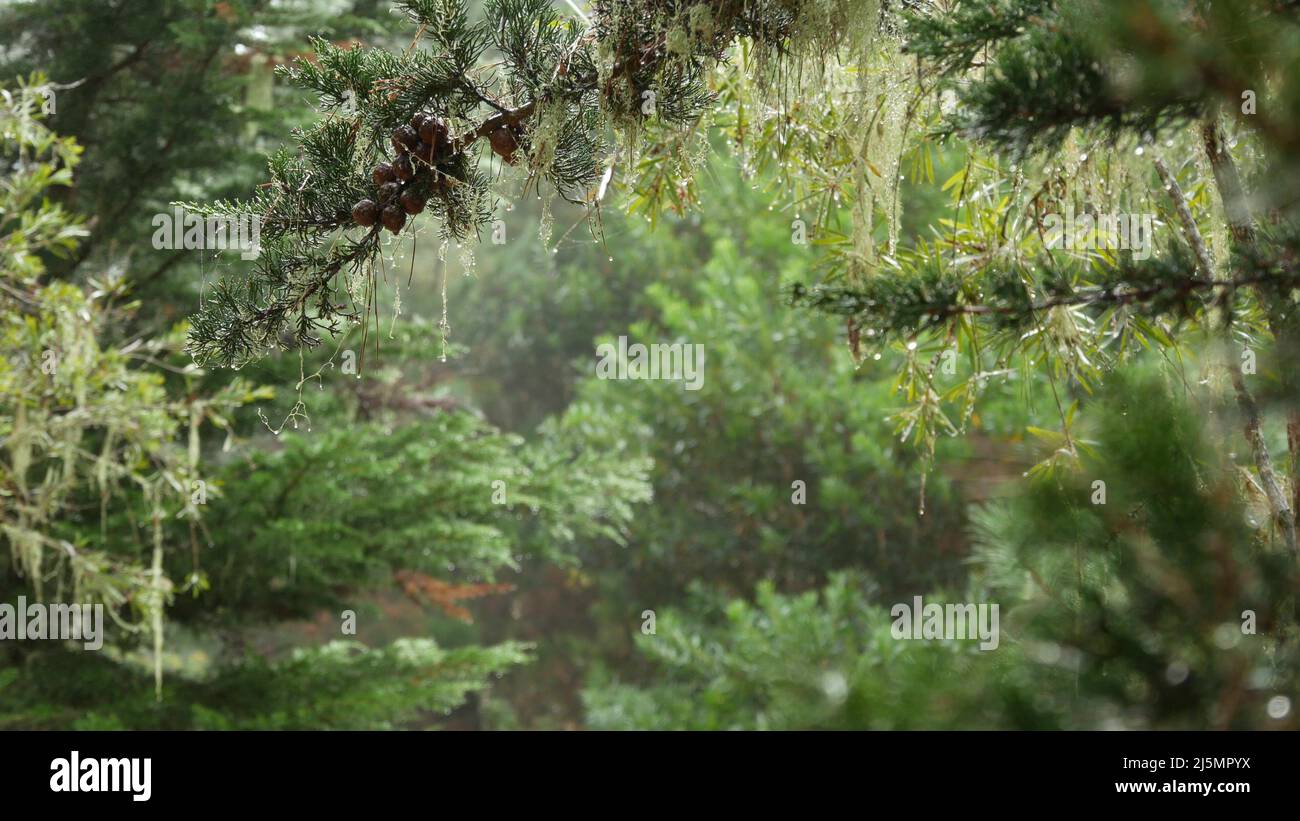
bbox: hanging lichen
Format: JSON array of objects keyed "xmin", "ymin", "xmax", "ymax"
[
  {"xmin": 0, "ymin": 83, "xmax": 264, "ymax": 698},
  {"xmin": 438, "ymin": 239, "xmax": 452, "ymax": 362}
]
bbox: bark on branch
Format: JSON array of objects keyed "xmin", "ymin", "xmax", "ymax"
[
  {"xmin": 1201, "ymin": 118, "xmax": 1300, "ymax": 541},
  {"xmin": 1154, "ymin": 152, "xmax": 1297, "ymax": 554}
]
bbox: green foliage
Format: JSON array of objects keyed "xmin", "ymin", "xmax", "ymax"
[
  {"xmin": 5, "ymin": 636, "xmax": 530, "ymax": 730},
  {"xmin": 178, "ymin": 637, "xmax": 532, "ymax": 730},
  {"xmin": 9, "ymin": 0, "xmax": 1300, "ymax": 734},
  {"xmin": 588, "ymin": 366, "xmax": 1300, "ymax": 730},
  {"xmin": 584, "ymin": 573, "xmax": 1048, "ymax": 730},
  {"xmin": 166, "ymin": 406, "xmax": 650, "ymax": 623},
  {"xmin": 0, "ymin": 0, "xmax": 406, "ymax": 327},
  {"xmin": 0, "ymin": 79, "xmax": 651, "ymax": 728},
  {"xmin": 569, "ymin": 178, "xmax": 970, "ymax": 601},
  {"xmin": 973, "ymin": 364, "xmax": 1300, "ymax": 728},
  {"xmin": 184, "ymin": 0, "xmax": 912, "ymax": 368},
  {"xmin": 1, "ymin": 78, "xmax": 245, "ymax": 652}
]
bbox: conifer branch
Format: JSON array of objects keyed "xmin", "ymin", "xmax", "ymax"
[
  {"xmin": 1155, "ymin": 152, "xmax": 1297, "ymax": 554},
  {"xmin": 1231, "ymin": 360, "xmax": 1298, "ymax": 554},
  {"xmin": 1201, "ymin": 118, "xmax": 1300, "ymax": 544}
]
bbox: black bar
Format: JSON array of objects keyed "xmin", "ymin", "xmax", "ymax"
[{"xmin": 2, "ymin": 730, "xmax": 1286, "ymax": 808}]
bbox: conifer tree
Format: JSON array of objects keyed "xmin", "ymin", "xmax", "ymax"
[
  {"xmin": 586, "ymin": 365, "xmax": 1300, "ymax": 730},
  {"xmin": 0, "ymin": 82, "xmax": 651, "ymax": 728},
  {"xmin": 186, "ymin": 1, "xmax": 1300, "ymax": 548},
  {"xmin": 14, "ymin": 0, "xmax": 1300, "ymax": 730},
  {"xmin": 0, "ymin": 0, "xmax": 414, "ymax": 322},
  {"xmin": 183, "ymin": 0, "xmax": 885, "ymax": 368},
  {"xmin": 794, "ymin": 0, "xmax": 1300, "ymax": 552}
]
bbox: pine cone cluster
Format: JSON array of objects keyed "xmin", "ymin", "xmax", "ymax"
[{"xmin": 352, "ymin": 111, "xmax": 454, "ymax": 234}]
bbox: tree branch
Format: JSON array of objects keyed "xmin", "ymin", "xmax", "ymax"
[
  {"xmin": 1201, "ymin": 118, "xmax": 1300, "ymax": 542},
  {"xmin": 1156, "ymin": 148, "xmax": 1297, "ymax": 554}
]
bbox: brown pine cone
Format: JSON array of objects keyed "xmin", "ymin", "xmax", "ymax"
[
  {"xmin": 378, "ymin": 181, "xmax": 401, "ymax": 203},
  {"xmin": 393, "ymin": 154, "xmax": 415, "ymax": 182},
  {"xmin": 381, "ymin": 204, "xmax": 407, "ymax": 234},
  {"xmin": 372, "ymin": 163, "xmax": 396, "ymax": 186},
  {"xmin": 419, "ymin": 116, "xmax": 448, "ymax": 148},
  {"xmin": 391, "ymin": 124, "xmax": 419, "ymax": 153},
  {"xmin": 489, "ymin": 126, "xmax": 518, "ymax": 165},
  {"xmin": 400, "ymin": 189, "xmax": 427, "ymax": 215},
  {"xmin": 351, "ymin": 199, "xmax": 379, "ymax": 227}
]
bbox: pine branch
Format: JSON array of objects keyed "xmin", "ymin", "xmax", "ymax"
[
  {"xmin": 1231, "ymin": 358, "xmax": 1298, "ymax": 554},
  {"xmin": 1151, "ymin": 155, "xmax": 1216, "ymax": 279},
  {"xmin": 1203, "ymin": 117, "xmax": 1300, "ymax": 539},
  {"xmin": 1202, "ymin": 121, "xmax": 1259, "ymax": 248},
  {"xmin": 188, "ymin": 0, "xmax": 833, "ymax": 367},
  {"xmin": 1155, "ymin": 151, "xmax": 1297, "ymax": 554},
  {"xmin": 792, "ymin": 266, "xmax": 1300, "ymax": 328}
]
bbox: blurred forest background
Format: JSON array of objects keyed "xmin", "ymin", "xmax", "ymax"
[{"xmin": 2, "ymin": 0, "xmax": 1298, "ymax": 729}]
